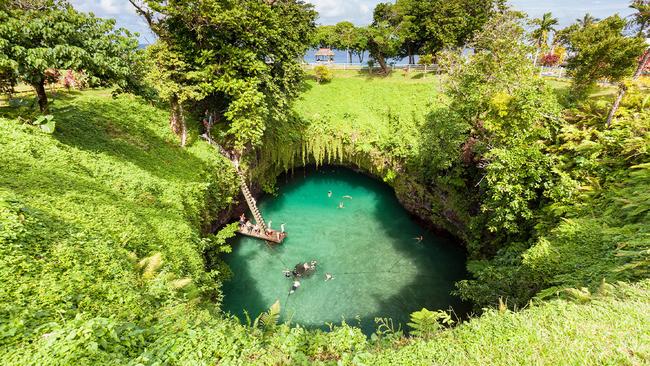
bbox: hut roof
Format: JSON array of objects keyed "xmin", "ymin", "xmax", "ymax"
[{"xmin": 315, "ymin": 48, "xmax": 335, "ymax": 56}]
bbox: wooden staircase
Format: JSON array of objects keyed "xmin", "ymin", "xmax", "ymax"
[
  {"xmin": 200, "ymin": 133, "xmax": 268, "ymax": 231},
  {"xmin": 236, "ymin": 169, "xmax": 266, "ymax": 231}
]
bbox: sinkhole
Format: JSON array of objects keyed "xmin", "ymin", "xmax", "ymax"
[{"xmin": 222, "ymin": 166, "xmax": 469, "ymax": 334}]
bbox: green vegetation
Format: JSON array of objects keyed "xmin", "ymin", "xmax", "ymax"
[
  {"xmin": 0, "ymin": 1, "xmax": 140, "ymax": 113},
  {"xmin": 312, "ymin": 65, "xmax": 334, "ymax": 84},
  {"xmin": 0, "ymin": 90, "xmax": 239, "ymax": 357},
  {"xmin": 313, "ymin": 0, "xmax": 504, "ymax": 72},
  {"xmin": 130, "ymin": 0, "xmax": 316, "ymax": 151},
  {"xmin": 1, "ymin": 0, "xmax": 649, "ymax": 364}
]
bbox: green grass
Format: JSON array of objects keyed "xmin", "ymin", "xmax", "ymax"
[
  {"xmin": 0, "ymin": 90, "xmax": 238, "ymax": 349},
  {"xmin": 289, "ymin": 70, "xmax": 618, "ymax": 171},
  {"xmin": 295, "ymin": 70, "xmax": 441, "ymax": 139},
  {"xmin": 360, "ymin": 280, "xmax": 650, "ymax": 365},
  {"xmin": 1, "ymin": 85, "xmax": 649, "ymax": 365}
]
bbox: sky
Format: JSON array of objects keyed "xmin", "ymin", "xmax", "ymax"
[{"xmin": 69, "ymin": 0, "xmax": 636, "ymax": 44}]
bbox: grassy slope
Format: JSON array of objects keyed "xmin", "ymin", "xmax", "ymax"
[
  {"xmin": 295, "ymin": 70, "xmax": 440, "ymax": 134},
  {"xmin": 294, "ymin": 70, "xmax": 439, "ymax": 159},
  {"xmin": 361, "ymin": 280, "xmax": 650, "ymax": 365},
  {"xmin": 0, "ymin": 90, "xmax": 237, "ymax": 349},
  {"xmin": 1, "ymin": 86, "xmax": 648, "ymax": 365}
]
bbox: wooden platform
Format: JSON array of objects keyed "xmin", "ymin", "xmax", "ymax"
[{"xmin": 237, "ymin": 228, "xmax": 287, "ymax": 244}]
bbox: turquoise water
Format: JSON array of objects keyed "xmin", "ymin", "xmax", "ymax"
[{"xmin": 222, "ymin": 167, "xmax": 468, "ymax": 334}]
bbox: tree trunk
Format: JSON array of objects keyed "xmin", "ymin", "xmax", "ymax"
[
  {"xmin": 33, "ymin": 80, "xmax": 48, "ymax": 113},
  {"xmin": 358, "ymin": 51, "xmax": 365, "ymax": 64},
  {"xmin": 169, "ymin": 94, "xmax": 185, "ymax": 145},
  {"xmin": 606, "ymin": 49, "xmax": 649, "ymax": 128},
  {"xmin": 633, "ymin": 49, "xmax": 649, "ymax": 78},
  {"xmin": 179, "ymin": 103, "xmax": 187, "ymax": 147},
  {"xmin": 606, "ymin": 83, "xmax": 626, "ymax": 128},
  {"xmin": 348, "ymin": 49, "xmax": 352, "ymax": 64},
  {"xmin": 408, "ymin": 44, "xmax": 414, "ymax": 65},
  {"xmin": 374, "ymin": 53, "xmax": 389, "ymax": 74}
]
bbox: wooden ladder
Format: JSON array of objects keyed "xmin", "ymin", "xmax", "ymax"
[
  {"xmin": 236, "ymin": 170, "xmax": 266, "ymax": 231},
  {"xmin": 200, "ymin": 134, "xmax": 267, "ymax": 231}
]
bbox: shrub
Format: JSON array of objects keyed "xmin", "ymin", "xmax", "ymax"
[
  {"xmin": 418, "ymin": 54, "xmax": 434, "ymax": 65},
  {"xmin": 313, "ymin": 65, "xmax": 333, "ymax": 84}
]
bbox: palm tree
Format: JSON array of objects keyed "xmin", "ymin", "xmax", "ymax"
[
  {"xmin": 629, "ymin": 0, "xmax": 650, "ymax": 38},
  {"xmin": 576, "ymin": 13, "xmax": 600, "ymax": 28},
  {"xmin": 606, "ymin": 1, "xmax": 650, "ymax": 127},
  {"xmin": 531, "ymin": 12, "xmax": 559, "ymax": 65}
]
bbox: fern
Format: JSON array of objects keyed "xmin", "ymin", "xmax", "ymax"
[
  {"xmin": 137, "ymin": 253, "xmax": 163, "ymax": 280},
  {"xmin": 253, "ymin": 300, "xmax": 281, "ymax": 336},
  {"xmin": 407, "ymin": 308, "xmax": 454, "ymax": 339}
]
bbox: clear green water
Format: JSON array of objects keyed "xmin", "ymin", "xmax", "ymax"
[{"xmin": 222, "ymin": 167, "xmax": 468, "ymax": 334}]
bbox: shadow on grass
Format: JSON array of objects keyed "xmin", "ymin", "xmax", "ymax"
[
  {"xmin": 47, "ymin": 94, "xmax": 209, "ymax": 182},
  {"xmin": 356, "ymin": 68, "xmax": 393, "ymax": 81}
]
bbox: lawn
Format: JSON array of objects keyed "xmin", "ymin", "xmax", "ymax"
[{"xmin": 294, "ymin": 70, "xmax": 442, "ymax": 139}]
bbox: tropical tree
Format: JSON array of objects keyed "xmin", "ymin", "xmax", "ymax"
[
  {"xmin": 422, "ymin": 11, "xmax": 566, "ymax": 242},
  {"xmin": 629, "ymin": 0, "xmax": 650, "ymax": 37},
  {"xmin": 604, "ymin": 0, "xmax": 650, "ymax": 127},
  {"xmin": 395, "ymin": 0, "xmax": 504, "ymax": 58},
  {"xmin": 577, "ymin": 13, "xmax": 600, "ymax": 28},
  {"xmin": 144, "ymin": 42, "xmax": 197, "ymax": 147},
  {"xmin": 130, "ymin": 0, "xmax": 316, "ymax": 153},
  {"xmin": 351, "ymin": 27, "xmax": 370, "ymax": 63},
  {"xmin": 363, "ymin": 0, "xmax": 503, "ymax": 71},
  {"xmin": 564, "ymin": 15, "xmax": 646, "ymax": 126},
  {"xmin": 334, "ymin": 22, "xmax": 356, "ymax": 64},
  {"xmin": 628, "ymin": 0, "xmax": 650, "ymax": 78},
  {"xmin": 312, "ymin": 25, "xmax": 337, "ymax": 49},
  {"xmin": 531, "ymin": 12, "xmax": 559, "ymax": 65},
  {"xmin": 367, "ymin": 3, "xmax": 402, "ymax": 74},
  {"xmin": 0, "ymin": 1, "xmax": 138, "ymax": 113}
]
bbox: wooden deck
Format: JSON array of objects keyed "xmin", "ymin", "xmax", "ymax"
[{"xmin": 237, "ymin": 228, "xmax": 287, "ymax": 244}]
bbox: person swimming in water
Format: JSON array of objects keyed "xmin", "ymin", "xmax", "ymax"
[
  {"xmin": 414, "ymin": 235, "xmax": 424, "ymax": 243},
  {"xmin": 325, "ymin": 273, "xmax": 334, "ymax": 281},
  {"xmin": 338, "ymin": 202, "xmax": 344, "ymax": 209},
  {"xmin": 328, "ymin": 191, "xmax": 332, "ymax": 198},
  {"xmin": 342, "ymin": 195, "xmax": 353, "ymax": 200},
  {"xmin": 289, "ymin": 280, "xmax": 301, "ymax": 294},
  {"xmin": 280, "ymin": 223, "xmax": 286, "ymax": 233}
]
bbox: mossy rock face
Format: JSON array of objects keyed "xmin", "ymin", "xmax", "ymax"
[{"xmin": 252, "ymin": 136, "xmax": 471, "ymax": 244}]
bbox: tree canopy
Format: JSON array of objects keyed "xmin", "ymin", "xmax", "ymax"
[
  {"xmin": 0, "ymin": 0, "xmax": 138, "ymax": 112},
  {"xmin": 131, "ymin": 0, "xmax": 316, "ymax": 152},
  {"xmin": 310, "ymin": 0, "xmax": 504, "ymax": 72},
  {"xmin": 564, "ymin": 15, "xmax": 647, "ymax": 99}
]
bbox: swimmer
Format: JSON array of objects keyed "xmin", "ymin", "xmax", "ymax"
[
  {"xmin": 283, "ymin": 270, "xmax": 292, "ymax": 278},
  {"xmin": 280, "ymin": 223, "xmax": 286, "ymax": 233},
  {"xmin": 328, "ymin": 191, "xmax": 332, "ymax": 198},
  {"xmin": 414, "ymin": 235, "xmax": 424, "ymax": 243},
  {"xmin": 342, "ymin": 195, "xmax": 353, "ymax": 200},
  {"xmin": 325, "ymin": 273, "xmax": 334, "ymax": 281},
  {"xmin": 289, "ymin": 280, "xmax": 301, "ymax": 294},
  {"xmin": 268, "ymin": 220, "xmax": 272, "ymax": 230},
  {"xmin": 338, "ymin": 202, "xmax": 344, "ymax": 209}
]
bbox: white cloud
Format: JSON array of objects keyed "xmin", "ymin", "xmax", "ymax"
[
  {"xmin": 66, "ymin": 0, "xmax": 635, "ymax": 43},
  {"xmin": 69, "ymin": 0, "xmax": 153, "ymax": 43},
  {"xmin": 509, "ymin": 0, "xmax": 634, "ymax": 26}
]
